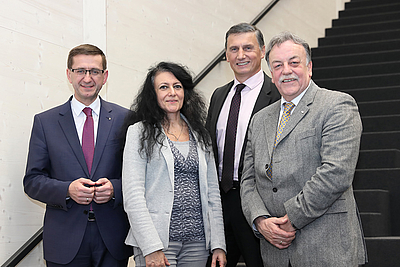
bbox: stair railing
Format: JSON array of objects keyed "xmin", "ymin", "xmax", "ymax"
[
  {"xmin": 1, "ymin": 227, "xmax": 43, "ymax": 267},
  {"xmin": 193, "ymin": 0, "xmax": 280, "ymax": 86}
]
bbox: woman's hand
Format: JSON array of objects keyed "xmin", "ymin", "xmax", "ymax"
[
  {"xmin": 145, "ymin": 250, "xmax": 170, "ymax": 267},
  {"xmin": 211, "ymin": 248, "xmax": 227, "ymax": 267}
]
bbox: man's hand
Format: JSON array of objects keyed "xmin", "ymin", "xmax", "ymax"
[
  {"xmin": 280, "ymin": 214, "xmax": 297, "ymax": 232},
  {"xmin": 68, "ymin": 178, "xmax": 95, "ymax": 204},
  {"xmin": 211, "ymin": 248, "xmax": 226, "ymax": 267},
  {"xmin": 255, "ymin": 216, "xmax": 296, "ymax": 249},
  {"xmin": 93, "ymin": 178, "xmax": 114, "ymax": 204},
  {"xmin": 145, "ymin": 250, "xmax": 170, "ymax": 267}
]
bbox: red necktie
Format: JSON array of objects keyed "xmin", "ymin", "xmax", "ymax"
[
  {"xmin": 82, "ymin": 107, "xmax": 94, "ymax": 175},
  {"xmin": 221, "ymin": 84, "xmax": 246, "ymax": 193}
]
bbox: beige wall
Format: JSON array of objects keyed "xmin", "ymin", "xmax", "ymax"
[{"xmin": 0, "ymin": 0, "xmax": 348, "ymax": 266}]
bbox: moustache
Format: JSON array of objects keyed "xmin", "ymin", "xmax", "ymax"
[{"xmin": 279, "ymin": 75, "xmax": 299, "ymax": 83}]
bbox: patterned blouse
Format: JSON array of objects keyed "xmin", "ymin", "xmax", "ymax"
[{"xmin": 167, "ymin": 129, "xmax": 206, "ymax": 242}]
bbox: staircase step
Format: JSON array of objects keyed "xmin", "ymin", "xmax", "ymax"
[
  {"xmin": 364, "ymin": 237, "xmax": 400, "ymax": 266},
  {"xmin": 354, "ymin": 169, "xmax": 400, "ymax": 185},
  {"xmin": 355, "ymin": 189, "xmax": 391, "ymax": 237},
  {"xmin": 351, "ymin": 0, "xmax": 398, "ymax": 2},
  {"xmin": 339, "ymin": 3, "xmax": 400, "ymax": 18},
  {"xmin": 359, "ymin": 212, "xmax": 391, "ymax": 237},
  {"xmin": 312, "ymin": 39, "xmax": 400, "ymax": 57},
  {"xmin": 326, "ymin": 20, "xmax": 400, "ymax": 37},
  {"xmin": 354, "ymin": 189, "xmax": 390, "ymax": 213},
  {"xmin": 354, "ymin": 169, "xmax": 400, "ymax": 187},
  {"xmin": 341, "ymin": 86, "xmax": 400, "ymax": 102},
  {"xmin": 360, "ymin": 132, "xmax": 400, "ymax": 150},
  {"xmin": 358, "ymin": 99, "xmax": 400, "ymax": 116},
  {"xmin": 313, "ymin": 50, "xmax": 400, "ymax": 68},
  {"xmin": 318, "ymin": 29, "xmax": 400, "ymax": 46},
  {"xmin": 362, "ymin": 115, "xmax": 400, "ymax": 132},
  {"xmin": 313, "ymin": 61, "xmax": 399, "ymax": 79},
  {"xmin": 346, "ymin": 0, "xmax": 400, "ymax": 9},
  {"xmin": 353, "ymin": 168, "xmax": 400, "ymax": 236},
  {"xmin": 314, "ymin": 73, "xmax": 400, "ymax": 90},
  {"xmin": 332, "ymin": 11, "xmax": 400, "ymax": 27},
  {"xmin": 357, "ymin": 149, "xmax": 400, "ymax": 169}
]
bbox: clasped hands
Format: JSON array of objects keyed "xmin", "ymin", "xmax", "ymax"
[
  {"xmin": 255, "ymin": 214, "xmax": 296, "ymax": 249},
  {"xmin": 68, "ymin": 178, "xmax": 114, "ymax": 204}
]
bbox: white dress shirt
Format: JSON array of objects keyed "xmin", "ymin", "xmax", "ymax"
[
  {"xmin": 70, "ymin": 95, "xmax": 100, "ymax": 145},
  {"xmin": 216, "ymin": 69, "xmax": 264, "ymax": 181},
  {"xmin": 277, "ymin": 80, "xmax": 311, "ymax": 124}
]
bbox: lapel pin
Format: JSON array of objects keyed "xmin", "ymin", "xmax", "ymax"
[{"xmin": 107, "ymin": 117, "xmax": 112, "ymax": 121}]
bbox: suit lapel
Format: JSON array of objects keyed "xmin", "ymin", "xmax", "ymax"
[
  {"xmin": 212, "ymin": 81, "xmax": 233, "ymax": 129},
  {"xmin": 275, "ymin": 82, "xmax": 317, "ymax": 146},
  {"xmin": 264, "ymin": 102, "xmax": 281, "ymax": 158},
  {"xmin": 208, "ymin": 81, "xmax": 233, "ymax": 166},
  {"xmin": 252, "ymin": 73, "xmax": 275, "ymax": 116},
  {"xmin": 239, "ymin": 74, "xmax": 277, "ymax": 168},
  {"xmin": 91, "ymin": 99, "xmax": 113, "ymax": 178},
  {"xmin": 58, "ymin": 100, "xmax": 89, "ymax": 176}
]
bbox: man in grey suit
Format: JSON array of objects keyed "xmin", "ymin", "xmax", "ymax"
[
  {"xmin": 240, "ymin": 31, "xmax": 368, "ymax": 266},
  {"xmin": 206, "ymin": 23, "xmax": 280, "ymax": 267}
]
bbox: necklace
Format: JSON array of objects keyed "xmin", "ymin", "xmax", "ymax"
[{"xmin": 166, "ymin": 123, "xmax": 184, "ymax": 141}]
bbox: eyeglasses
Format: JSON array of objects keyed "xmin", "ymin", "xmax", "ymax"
[{"xmin": 70, "ymin": 68, "xmax": 105, "ymax": 76}]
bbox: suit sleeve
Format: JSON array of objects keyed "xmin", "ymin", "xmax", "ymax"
[
  {"xmin": 205, "ymin": 148, "xmax": 226, "ymax": 252},
  {"xmin": 205, "ymin": 89, "xmax": 218, "ymax": 133},
  {"xmin": 23, "ymin": 115, "xmax": 71, "ymax": 211},
  {"xmin": 284, "ymin": 93, "xmax": 362, "ymax": 229},
  {"xmin": 109, "ymin": 177, "xmax": 123, "ymax": 207}
]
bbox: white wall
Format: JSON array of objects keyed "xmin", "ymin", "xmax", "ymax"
[
  {"xmin": 0, "ymin": 0, "xmax": 348, "ymax": 266},
  {"xmin": 198, "ymin": 0, "xmax": 350, "ymax": 99}
]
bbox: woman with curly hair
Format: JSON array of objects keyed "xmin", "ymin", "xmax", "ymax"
[{"xmin": 122, "ymin": 62, "xmax": 226, "ymax": 267}]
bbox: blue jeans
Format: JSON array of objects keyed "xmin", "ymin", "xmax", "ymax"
[{"xmin": 134, "ymin": 241, "xmax": 209, "ymax": 267}]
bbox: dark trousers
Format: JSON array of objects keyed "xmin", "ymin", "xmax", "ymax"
[
  {"xmin": 207, "ymin": 187, "xmax": 263, "ymax": 267},
  {"xmin": 46, "ymin": 221, "xmax": 128, "ymax": 267}
]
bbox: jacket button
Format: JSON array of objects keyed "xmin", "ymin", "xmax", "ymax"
[
  {"xmin": 273, "ymin": 188, "xmax": 278, "ymax": 193},
  {"xmin": 83, "ymin": 210, "xmax": 88, "ymax": 215}
]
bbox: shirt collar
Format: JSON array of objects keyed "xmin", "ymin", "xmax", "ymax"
[
  {"xmin": 233, "ymin": 69, "xmax": 263, "ymax": 91},
  {"xmin": 280, "ymin": 80, "xmax": 311, "ymax": 107},
  {"xmin": 71, "ymin": 95, "xmax": 101, "ymax": 117}
]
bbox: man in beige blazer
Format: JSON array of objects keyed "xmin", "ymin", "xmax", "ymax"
[{"xmin": 240, "ymin": 31, "xmax": 368, "ymax": 266}]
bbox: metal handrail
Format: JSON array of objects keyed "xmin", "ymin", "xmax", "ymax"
[
  {"xmin": 1, "ymin": 1, "xmax": 281, "ymax": 266},
  {"xmin": 1, "ymin": 227, "xmax": 43, "ymax": 267},
  {"xmin": 193, "ymin": 0, "xmax": 280, "ymax": 86}
]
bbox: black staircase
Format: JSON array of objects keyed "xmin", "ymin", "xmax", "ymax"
[{"xmin": 312, "ymin": 0, "xmax": 400, "ymax": 266}]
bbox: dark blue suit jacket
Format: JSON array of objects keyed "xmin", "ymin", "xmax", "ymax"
[{"xmin": 24, "ymin": 97, "xmax": 132, "ymax": 264}]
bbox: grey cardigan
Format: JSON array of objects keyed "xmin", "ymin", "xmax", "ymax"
[{"xmin": 122, "ymin": 117, "xmax": 226, "ymax": 257}]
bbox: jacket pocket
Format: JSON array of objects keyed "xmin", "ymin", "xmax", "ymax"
[{"xmin": 325, "ymin": 198, "xmax": 347, "ymax": 214}]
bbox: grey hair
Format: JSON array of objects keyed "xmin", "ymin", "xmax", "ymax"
[
  {"xmin": 265, "ymin": 31, "xmax": 311, "ymax": 70},
  {"xmin": 225, "ymin": 23, "xmax": 265, "ymax": 51}
]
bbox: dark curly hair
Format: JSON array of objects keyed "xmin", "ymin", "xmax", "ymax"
[{"xmin": 123, "ymin": 62, "xmax": 211, "ymax": 158}]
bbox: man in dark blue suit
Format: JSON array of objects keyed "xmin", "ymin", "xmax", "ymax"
[{"xmin": 24, "ymin": 44, "xmax": 132, "ymax": 266}]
